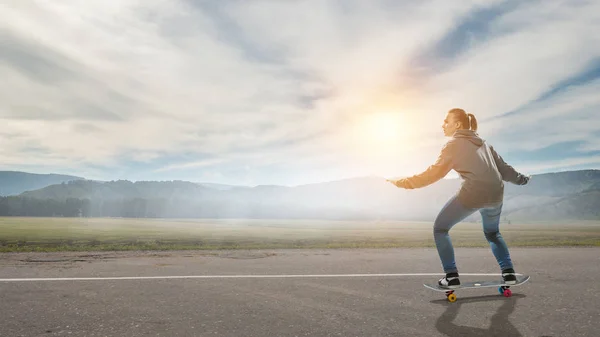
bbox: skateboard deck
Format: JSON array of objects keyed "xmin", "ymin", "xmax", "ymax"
[{"xmin": 424, "ymin": 275, "xmax": 530, "ymax": 302}]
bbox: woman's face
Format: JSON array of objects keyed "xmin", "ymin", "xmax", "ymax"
[{"xmin": 442, "ymin": 113, "xmax": 460, "ymax": 137}]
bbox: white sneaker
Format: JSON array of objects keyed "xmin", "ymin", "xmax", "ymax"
[{"xmin": 438, "ymin": 273, "xmax": 460, "ymax": 289}]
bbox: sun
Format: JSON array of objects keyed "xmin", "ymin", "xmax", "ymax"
[
  {"xmin": 365, "ymin": 112, "xmax": 402, "ymax": 144},
  {"xmin": 346, "ymin": 110, "xmax": 410, "ymax": 159}
]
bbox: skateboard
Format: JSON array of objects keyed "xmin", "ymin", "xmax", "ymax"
[{"xmin": 424, "ymin": 275, "xmax": 530, "ymax": 302}]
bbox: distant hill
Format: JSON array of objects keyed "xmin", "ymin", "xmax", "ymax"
[
  {"xmin": 0, "ymin": 171, "xmax": 83, "ymax": 196},
  {"xmin": 19, "ymin": 180, "xmax": 209, "ymax": 200},
  {"xmin": 507, "ymin": 189, "xmax": 600, "ymax": 220},
  {"xmin": 12, "ymin": 169, "xmax": 600, "ymax": 221},
  {"xmin": 197, "ymin": 182, "xmax": 245, "ymax": 190},
  {"xmin": 503, "ymin": 169, "xmax": 600, "ymax": 197}
]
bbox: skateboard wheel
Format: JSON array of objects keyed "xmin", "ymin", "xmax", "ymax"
[
  {"xmin": 447, "ymin": 293, "xmax": 457, "ymax": 302},
  {"xmin": 503, "ymin": 289, "xmax": 512, "ymax": 297},
  {"xmin": 498, "ymin": 286, "xmax": 504, "ymax": 295}
]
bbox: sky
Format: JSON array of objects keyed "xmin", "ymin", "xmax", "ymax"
[{"xmin": 1, "ymin": 0, "xmax": 599, "ymax": 186}]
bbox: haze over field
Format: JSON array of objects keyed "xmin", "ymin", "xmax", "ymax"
[
  {"xmin": 1, "ymin": 1, "xmax": 600, "ymax": 187},
  {"xmin": 0, "ymin": 170, "xmax": 598, "ymax": 221}
]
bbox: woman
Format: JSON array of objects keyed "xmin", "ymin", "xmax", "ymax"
[{"xmin": 387, "ymin": 108, "xmax": 530, "ymax": 289}]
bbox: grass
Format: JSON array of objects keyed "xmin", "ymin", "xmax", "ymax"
[{"xmin": 1, "ymin": 217, "xmax": 599, "ymax": 252}]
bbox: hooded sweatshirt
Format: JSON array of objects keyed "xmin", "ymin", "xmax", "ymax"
[{"xmin": 401, "ymin": 129, "xmax": 528, "ymax": 208}]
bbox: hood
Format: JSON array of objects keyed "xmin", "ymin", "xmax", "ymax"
[{"xmin": 452, "ymin": 129, "xmax": 484, "ymax": 146}]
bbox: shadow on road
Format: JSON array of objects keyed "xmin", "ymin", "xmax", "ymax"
[{"xmin": 431, "ymin": 294, "xmax": 526, "ymax": 337}]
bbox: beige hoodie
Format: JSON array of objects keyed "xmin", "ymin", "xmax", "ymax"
[{"xmin": 401, "ymin": 130, "xmax": 529, "ymax": 208}]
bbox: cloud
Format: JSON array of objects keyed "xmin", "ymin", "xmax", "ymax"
[
  {"xmin": 483, "ymin": 76, "xmax": 600, "ymax": 160},
  {"xmin": 0, "ymin": 29, "xmax": 80, "ymax": 85},
  {"xmin": 0, "ymin": 0, "xmax": 599, "ymax": 184},
  {"xmin": 410, "ymin": 0, "xmax": 523, "ymax": 76}
]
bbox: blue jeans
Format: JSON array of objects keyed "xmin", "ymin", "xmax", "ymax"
[{"xmin": 433, "ymin": 195, "xmax": 514, "ymax": 273}]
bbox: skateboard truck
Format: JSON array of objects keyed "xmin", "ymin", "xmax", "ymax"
[{"xmin": 445, "ymin": 290, "xmax": 457, "ymax": 303}]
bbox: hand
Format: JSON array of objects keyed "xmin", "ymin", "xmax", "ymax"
[
  {"xmin": 518, "ymin": 174, "xmax": 531, "ymax": 185},
  {"xmin": 386, "ymin": 178, "xmax": 411, "ymax": 189}
]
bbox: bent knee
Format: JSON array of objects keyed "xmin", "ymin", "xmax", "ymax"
[
  {"xmin": 484, "ymin": 231, "xmax": 500, "ymax": 241},
  {"xmin": 433, "ymin": 217, "xmax": 450, "ymax": 232},
  {"xmin": 433, "ymin": 226, "xmax": 449, "ymax": 235}
]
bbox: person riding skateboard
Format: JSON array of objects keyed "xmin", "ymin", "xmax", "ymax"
[{"xmin": 387, "ymin": 108, "xmax": 530, "ymax": 288}]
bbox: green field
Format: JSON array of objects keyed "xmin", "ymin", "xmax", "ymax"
[{"xmin": 1, "ymin": 217, "xmax": 599, "ymax": 252}]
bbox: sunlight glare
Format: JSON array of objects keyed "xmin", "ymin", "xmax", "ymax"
[{"xmin": 365, "ymin": 112, "xmax": 403, "ymax": 145}]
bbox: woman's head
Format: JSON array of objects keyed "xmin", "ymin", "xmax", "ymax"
[{"xmin": 442, "ymin": 108, "xmax": 478, "ymax": 137}]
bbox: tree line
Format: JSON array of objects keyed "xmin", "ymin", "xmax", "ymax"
[
  {"xmin": 0, "ymin": 196, "xmax": 183, "ymax": 218},
  {"xmin": 0, "ymin": 196, "xmax": 260, "ymax": 218}
]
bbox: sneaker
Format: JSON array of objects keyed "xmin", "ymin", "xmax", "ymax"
[
  {"xmin": 438, "ymin": 272, "xmax": 460, "ymax": 289},
  {"xmin": 502, "ymin": 268, "xmax": 517, "ymax": 285}
]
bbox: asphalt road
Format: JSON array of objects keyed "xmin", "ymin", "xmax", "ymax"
[{"xmin": 1, "ymin": 248, "xmax": 599, "ymax": 336}]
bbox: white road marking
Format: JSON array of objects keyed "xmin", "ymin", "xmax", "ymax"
[{"xmin": 0, "ymin": 273, "xmax": 518, "ymax": 282}]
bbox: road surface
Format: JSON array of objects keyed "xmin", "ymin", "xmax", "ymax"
[{"xmin": 1, "ymin": 248, "xmax": 598, "ymax": 336}]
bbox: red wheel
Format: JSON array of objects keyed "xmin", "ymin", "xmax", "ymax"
[{"xmin": 503, "ymin": 289, "xmax": 512, "ymax": 297}]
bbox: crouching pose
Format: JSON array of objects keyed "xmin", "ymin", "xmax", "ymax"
[{"xmin": 388, "ymin": 108, "xmax": 530, "ymax": 288}]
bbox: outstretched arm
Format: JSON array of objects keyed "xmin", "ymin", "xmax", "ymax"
[
  {"xmin": 390, "ymin": 143, "xmax": 453, "ymax": 189},
  {"xmin": 489, "ymin": 146, "xmax": 529, "ymax": 185}
]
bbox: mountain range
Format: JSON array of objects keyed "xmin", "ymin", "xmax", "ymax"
[
  {"xmin": 0, "ymin": 171, "xmax": 83, "ymax": 196},
  {"xmin": 2, "ymin": 169, "xmax": 599, "ymax": 221}
]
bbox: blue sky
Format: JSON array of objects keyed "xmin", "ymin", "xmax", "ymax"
[{"xmin": 1, "ymin": 0, "xmax": 599, "ymax": 186}]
